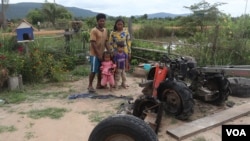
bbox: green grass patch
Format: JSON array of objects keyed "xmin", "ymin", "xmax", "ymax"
[
  {"xmin": 27, "ymin": 107, "xmax": 68, "ymax": 119},
  {"xmin": 0, "ymin": 82, "xmax": 72, "ymax": 104},
  {"xmin": 0, "ymin": 91, "xmax": 27, "ymax": 104},
  {"xmin": 0, "ymin": 125, "xmax": 17, "ymax": 133},
  {"xmin": 0, "ymin": 90, "xmax": 69, "ymax": 104},
  {"xmin": 81, "ymin": 110, "xmax": 114, "ymax": 122},
  {"xmin": 192, "ymin": 136, "xmax": 207, "ymax": 141},
  {"xmin": 71, "ymin": 65, "xmax": 90, "ymax": 76}
]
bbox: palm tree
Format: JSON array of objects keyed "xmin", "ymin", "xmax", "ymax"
[{"xmin": 42, "ymin": 2, "xmax": 72, "ymax": 27}]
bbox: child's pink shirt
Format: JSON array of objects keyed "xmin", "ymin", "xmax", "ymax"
[{"xmin": 100, "ymin": 61, "xmax": 116, "ymax": 75}]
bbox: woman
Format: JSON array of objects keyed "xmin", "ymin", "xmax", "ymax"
[{"xmin": 109, "ymin": 18, "xmax": 132, "ymax": 60}]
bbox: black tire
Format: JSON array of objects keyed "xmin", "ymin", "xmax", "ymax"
[
  {"xmin": 132, "ymin": 95, "xmax": 163, "ymax": 134},
  {"xmin": 228, "ymin": 77, "xmax": 250, "ymax": 98},
  {"xmin": 208, "ymin": 76, "xmax": 231, "ymax": 105},
  {"xmin": 157, "ymin": 80, "xmax": 194, "ymax": 120},
  {"xmin": 133, "ymin": 95, "xmax": 159, "ymax": 119},
  {"xmin": 88, "ymin": 114, "xmax": 158, "ymax": 141},
  {"xmin": 147, "ymin": 67, "xmax": 156, "ymax": 80}
]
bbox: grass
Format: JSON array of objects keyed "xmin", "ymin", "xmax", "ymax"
[
  {"xmin": 0, "ymin": 91, "xmax": 27, "ymax": 104},
  {"xmin": 25, "ymin": 132, "xmax": 35, "ymax": 140},
  {"xmin": 0, "ymin": 81, "xmax": 72, "ymax": 104},
  {"xmin": 192, "ymin": 136, "xmax": 207, "ymax": 141},
  {"xmin": 81, "ymin": 110, "xmax": 114, "ymax": 122},
  {"xmin": 0, "ymin": 125, "xmax": 17, "ymax": 133},
  {"xmin": 0, "ymin": 90, "xmax": 69, "ymax": 104},
  {"xmin": 26, "ymin": 107, "xmax": 68, "ymax": 119},
  {"xmin": 71, "ymin": 65, "xmax": 90, "ymax": 76}
]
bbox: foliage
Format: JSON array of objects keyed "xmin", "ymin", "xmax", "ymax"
[
  {"xmin": 132, "ymin": 39, "xmax": 167, "ymax": 63},
  {"xmin": 41, "ymin": 3, "xmax": 72, "ymax": 27},
  {"xmin": 0, "ymin": 35, "xmax": 81, "ymax": 84},
  {"xmin": 82, "ymin": 30, "xmax": 90, "ymax": 41},
  {"xmin": 134, "ymin": 24, "xmax": 171, "ymax": 39},
  {"xmin": 0, "ymin": 52, "xmax": 24, "ymax": 76},
  {"xmin": 20, "ymin": 47, "xmax": 76, "ymax": 83},
  {"xmin": 71, "ymin": 65, "xmax": 90, "ymax": 76},
  {"xmin": 183, "ymin": 0, "xmax": 226, "ymax": 33},
  {"xmin": 26, "ymin": 8, "xmax": 45, "ymax": 25}
]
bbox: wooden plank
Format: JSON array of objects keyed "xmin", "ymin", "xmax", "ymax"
[{"xmin": 166, "ymin": 103, "xmax": 250, "ymax": 140}]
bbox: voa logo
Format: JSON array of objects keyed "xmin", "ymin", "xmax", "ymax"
[{"xmin": 226, "ymin": 129, "xmax": 246, "ymax": 136}]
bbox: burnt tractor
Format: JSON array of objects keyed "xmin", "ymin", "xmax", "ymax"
[{"xmin": 119, "ymin": 54, "xmax": 232, "ymax": 133}]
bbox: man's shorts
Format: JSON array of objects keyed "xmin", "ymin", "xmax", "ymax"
[{"xmin": 89, "ymin": 56, "xmax": 101, "ymax": 73}]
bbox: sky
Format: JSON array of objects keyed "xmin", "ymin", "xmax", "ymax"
[{"xmin": 8, "ymin": 0, "xmax": 250, "ymax": 17}]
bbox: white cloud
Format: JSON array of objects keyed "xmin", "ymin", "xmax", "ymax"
[{"xmin": 9, "ymin": 0, "xmax": 249, "ymax": 17}]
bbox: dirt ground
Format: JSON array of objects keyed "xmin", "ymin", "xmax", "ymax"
[{"xmin": 0, "ymin": 73, "xmax": 249, "ymax": 141}]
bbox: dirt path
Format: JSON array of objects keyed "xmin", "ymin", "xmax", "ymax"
[{"xmin": 0, "ymin": 74, "xmax": 249, "ymax": 141}]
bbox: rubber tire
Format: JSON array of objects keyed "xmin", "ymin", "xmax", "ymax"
[
  {"xmin": 132, "ymin": 95, "xmax": 163, "ymax": 134},
  {"xmin": 228, "ymin": 77, "xmax": 250, "ymax": 98},
  {"xmin": 133, "ymin": 95, "xmax": 159, "ymax": 118},
  {"xmin": 157, "ymin": 80, "xmax": 194, "ymax": 120},
  {"xmin": 88, "ymin": 114, "xmax": 158, "ymax": 141},
  {"xmin": 207, "ymin": 76, "xmax": 231, "ymax": 105},
  {"xmin": 147, "ymin": 67, "xmax": 156, "ymax": 80}
]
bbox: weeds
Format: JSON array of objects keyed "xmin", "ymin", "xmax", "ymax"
[
  {"xmin": 0, "ymin": 83, "xmax": 70, "ymax": 104},
  {"xmin": 192, "ymin": 136, "xmax": 207, "ymax": 141},
  {"xmin": 71, "ymin": 65, "xmax": 90, "ymax": 76},
  {"xmin": 0, "ymin": 125, "xmax": 17, "ymax": 133},
  {"xmin": 81, "ymin": 110, "xmax": 114, "ymax": 122},
  {"xmin": 26, "ymin": 107, "xmax": 68, "ymax": 119},
  {"xmin": 0, "ymin": 91, "xmax": 27, "ymax": 104},
  {"xmin": 25, "ymin": 132, "xmax": 36, "ymax": 140}
]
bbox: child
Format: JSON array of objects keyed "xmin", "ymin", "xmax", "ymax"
[
  {"xmin": 114, "ymin": 41, "xmax": 129, "ymax": 89},
  {"xmin": 100, "ymin": 51, "xmax": 116, "ymax": 91}
]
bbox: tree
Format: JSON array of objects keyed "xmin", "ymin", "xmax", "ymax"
[
  {"xmin": 26, "ymin": 9, "xmax": 44, "ymax": 25},
  {"xmin": 141, "ymin": 14, "xmax": 148, "ymax": 20},
  {"xmin": 42, "ymin": 3, "xmax": 72, "ymax": 27},
  {"xmin": 183, "ymin": 0, "xmax": 226, "ymax": 32}
]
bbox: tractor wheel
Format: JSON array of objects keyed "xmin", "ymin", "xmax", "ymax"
[
  {"xmin": 88, "ymin": 114, "xmax": 158, "ymax": 141},
  {"xmin": 132, "ymin": 95, "xmax": 163, "ymax": 134},
  {"xmin": 202, "ymin": 76, "xmax": 231, "ymax": 105},
  {"xmin": 157, "ymin": 80, "xmax": 194, "ymax": 120},
  {"xmin": 212, "ymin": 76, "xmax": 231, "ymax": 105},
  {"xmin": 227, "ymin": 77, "xmax": 250, "ymax": 98},
  {"xmin": 147, "ymin": 67, "xmax": 156, "ymax": 80},
  {"xmin": 133, "ymin": 95, "xmax": 159, "ymax": 119}
]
